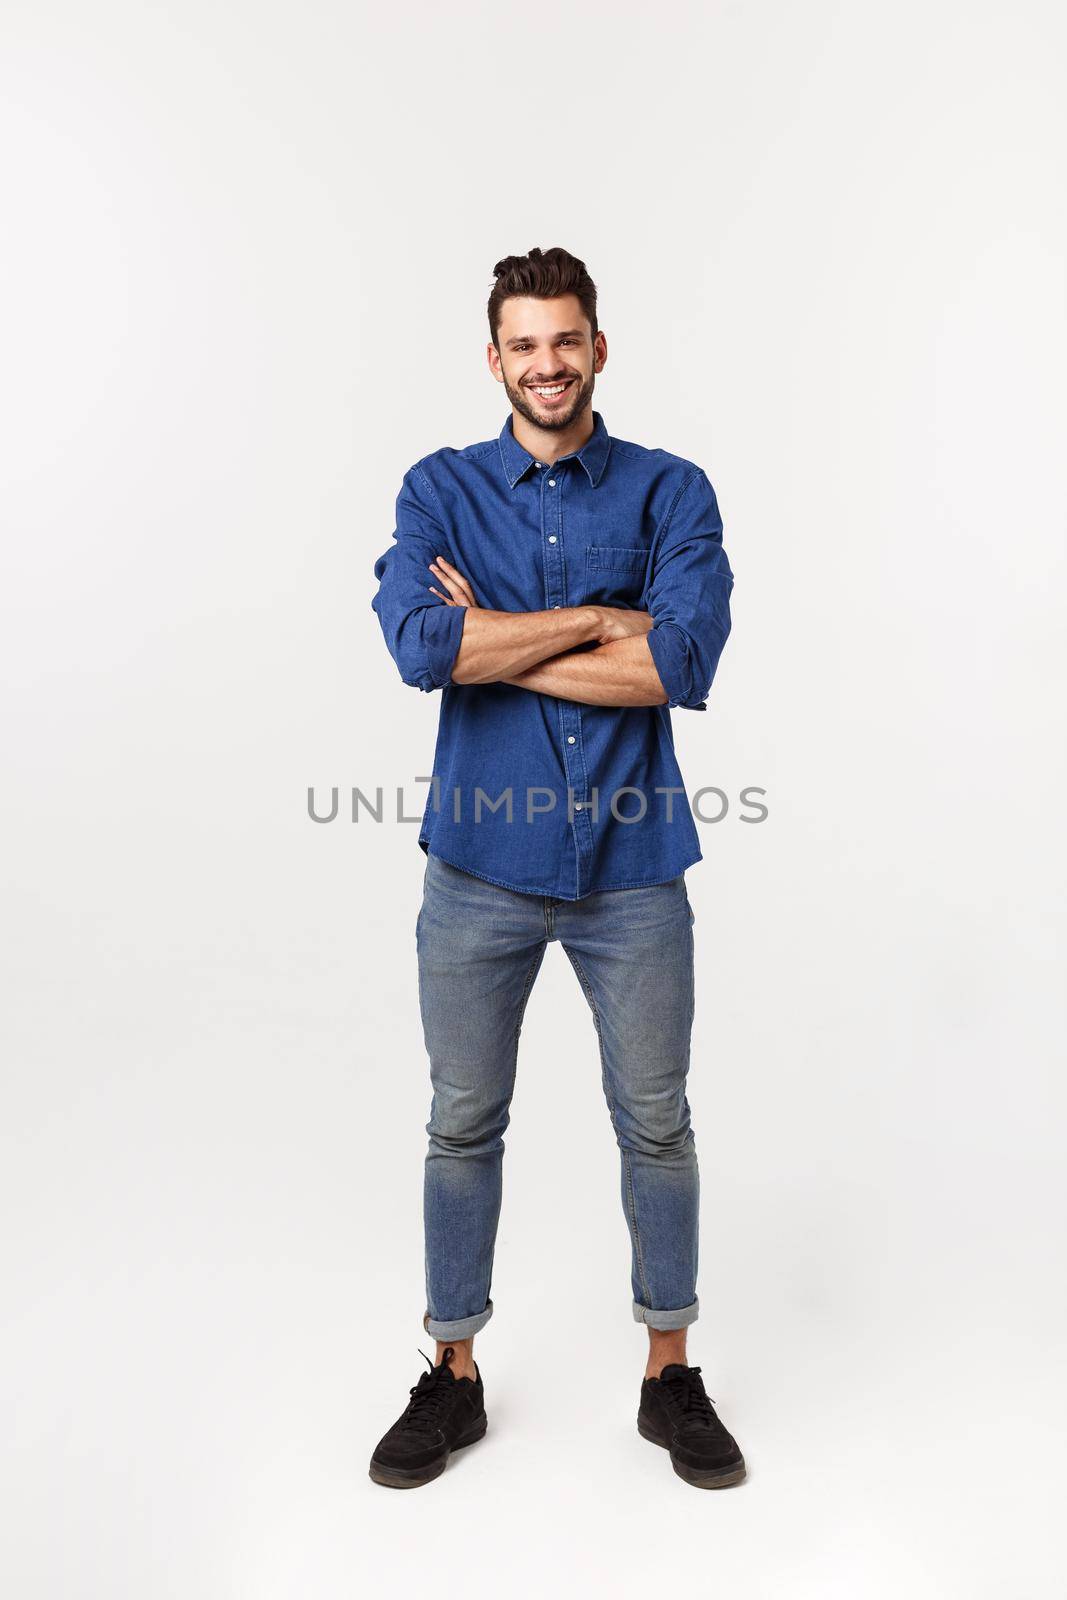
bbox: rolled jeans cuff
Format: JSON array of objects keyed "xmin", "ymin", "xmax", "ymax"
[
  {"xmin": 423, "ymin": 1298, "xmax": 494, "ymax": 1340},
  {"xmin": 632, "ymin": 1295, "xmax": 699, "ymax": 1330}
]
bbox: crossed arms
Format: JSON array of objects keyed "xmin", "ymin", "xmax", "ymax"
[
  {"xmin": 426, "ymin": 555, "xmax": 666, "ymax": 706},
  {"xmin": 370, "ymin": 464, "xmax": 734, "ymax": 712}
]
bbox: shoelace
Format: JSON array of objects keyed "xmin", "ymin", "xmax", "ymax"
[
  {"xmin": 395, "ymin": 1346, "xmax": 462, "ymax": 1435},
  {"xmin": 658, "ymin": 1365, "xmax": 722, "ymax": 1431}
]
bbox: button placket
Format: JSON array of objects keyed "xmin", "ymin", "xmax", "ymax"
[
  {"xmin": 540, "ymin": 460, "xmax": 565, "ymax": 610},
  {"xmin": 534, "ymin": 460, "xmax": 591, "ymax": 895}
]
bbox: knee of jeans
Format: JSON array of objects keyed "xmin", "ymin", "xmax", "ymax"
[
  {"xmin": 427, "ymin": 1094, "xmax": 511, "ymax": 1156},
  {"xmin": 615, "ymin": 1100, "xmax": 694, "ymax": 1158}
]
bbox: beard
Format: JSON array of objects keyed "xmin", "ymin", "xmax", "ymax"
[{"xmin": 503, "ymin": 369, "xmax": 596, "ymax": 432}]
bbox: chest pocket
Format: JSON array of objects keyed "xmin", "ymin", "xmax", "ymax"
[{"xmin": 584, "ymin": 544, "xmax": 649, "ymax": 606}]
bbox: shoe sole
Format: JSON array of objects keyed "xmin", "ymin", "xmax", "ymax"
[
  {"xmin": 638, "ymin": 1417, "xmax": 747, "ymax": 1489},
  {"xmin": 368, "ymin": 1415, "xmax": 488, "ymax": 1489}
]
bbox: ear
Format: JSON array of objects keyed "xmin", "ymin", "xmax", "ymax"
[
  {"xmin": 593, "ymin": 330, "xmax": 608, "ymax": 373},
  {"xmin": 486, "ymin": 341, "xmax": 505, "ymax": 383}
]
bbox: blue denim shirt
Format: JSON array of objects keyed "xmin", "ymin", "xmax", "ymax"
[{"xmin": 370, "ymin": 410, "xmax": 733, "ymax": 899}]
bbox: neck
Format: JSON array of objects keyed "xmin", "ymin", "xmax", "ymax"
[{"xmin": 511, "ymin": 403, "xmax": 595, "ymax": 466}]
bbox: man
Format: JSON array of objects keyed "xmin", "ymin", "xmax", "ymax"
[{"xmin": 367, "ymin": 246, "xmax": 743, "ymax": 1491}]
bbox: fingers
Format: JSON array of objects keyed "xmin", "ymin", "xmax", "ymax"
[
  {"xmin": 428, "ymin": 555, "xmax": 477, "ymax": 607},
  {"xmin": 427, "ymin": 563, "xmax": 460, "ymax": 602},
  {"xmin": 428, "ymin": 565, "xmax": 462, "ymax": 602},
  {"xmin": 435, "ymin": 558, "xmax": 474, "ymax": 603}
]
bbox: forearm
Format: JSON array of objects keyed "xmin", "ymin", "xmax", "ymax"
[
  {"xmin": 503, "ymin": 634, "xmax": 669, "ymax": 706},
  {"xmin": 451, "ymin": 605, "xmax": 600, "ymax": 684}
]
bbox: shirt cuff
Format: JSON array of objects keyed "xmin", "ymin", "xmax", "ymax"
[
  {"xmin": 646, "ymin": 623, "xmax": 708, "ymax": 712},
  {"xmin": 423, "ymin": 602, "xmax": 468, "ymax": 690}
]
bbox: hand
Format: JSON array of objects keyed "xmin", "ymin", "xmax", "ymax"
[
  {"xmin": 428, "ymin": 555, "xmax": 481, "ymax": 608},
  {"xmin": 590, "ymin": 604, "xmax": 654, "ymax": 644}
]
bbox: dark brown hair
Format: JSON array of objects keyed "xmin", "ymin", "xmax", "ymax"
[{"xmin": 487, "ymin": 246, "xmax": 598, "ymax": 348}]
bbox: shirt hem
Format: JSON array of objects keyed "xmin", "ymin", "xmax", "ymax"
[{"xmin": 420, "ymin": 840, "xmax": 704, "ymax": 900}]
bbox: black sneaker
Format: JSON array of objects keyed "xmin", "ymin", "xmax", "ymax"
[
  {"xmin": 638, "ymin": 1363, "xmax": 746, "ymax": 1488},
  {"xmin": 369, "ymin": 1345, "xmax": 488, "ymax": 1489}
]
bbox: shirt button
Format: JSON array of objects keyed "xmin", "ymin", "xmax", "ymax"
[
  {"xmin": 574, "ymin": 803, "xmax": 584, "ymax": 811},
  {"xmin": 548, "ymin": 479, "xmax": 556, "ymax": 487},
  {"xmin": 535, "ymin": 461, "xmax": 542, "ymax": 468},
  {"xmin": 552, "ymin": 603, "xmax": 561, "ymax": 609},
  {"xmin": 548, "ymin": 535, "xmax": 557, "ymax": 543},
  {"xmin": 567, "ymin": 735, "xmax": 575, "ymax": 744}
]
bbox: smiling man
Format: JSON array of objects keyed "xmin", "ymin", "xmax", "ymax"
[{"xmin": 368, "ymin": 246, "xmax": 743, "ymax": 1491}]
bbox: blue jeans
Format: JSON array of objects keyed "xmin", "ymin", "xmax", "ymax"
[{"xmin": 416, "ymin": 851, "xmax": 701, "ymax": 1339}]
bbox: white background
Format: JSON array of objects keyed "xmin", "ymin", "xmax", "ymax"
[{"xmin": 2, "ymin": 1, "xmax": 1065, "ymax": 1595}]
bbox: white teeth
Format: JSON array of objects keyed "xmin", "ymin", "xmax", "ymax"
[{"xmin": 533, "ymin": 383, "xmax": 567, "ymax": 396}]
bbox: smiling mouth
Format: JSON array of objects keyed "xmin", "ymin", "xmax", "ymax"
[{"xmin": 526, "ymin": 378, "xmax": 576, "ymax": 405}]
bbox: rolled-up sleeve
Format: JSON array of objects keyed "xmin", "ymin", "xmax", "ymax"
[
  {"xmin": 370, "ymin": 464, "xmax": 468, "ymax": 692},
  {"xmin": 644, "ymin": 469, "xmax": 734, "ymax": 712}
]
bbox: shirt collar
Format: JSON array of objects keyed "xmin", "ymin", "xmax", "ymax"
[{"xmin": 498, "ymin": 409, "xmax": 612, "ymax": 489}]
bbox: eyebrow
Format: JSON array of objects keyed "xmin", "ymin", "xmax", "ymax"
[{"xmin": 504, "ymin": 329, "xmax": 586, "ymax": 347}]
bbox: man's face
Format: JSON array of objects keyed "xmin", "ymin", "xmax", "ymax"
[{"xmin": 488, "ymin": 294, "xmax": 607, "ymax": 432}]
